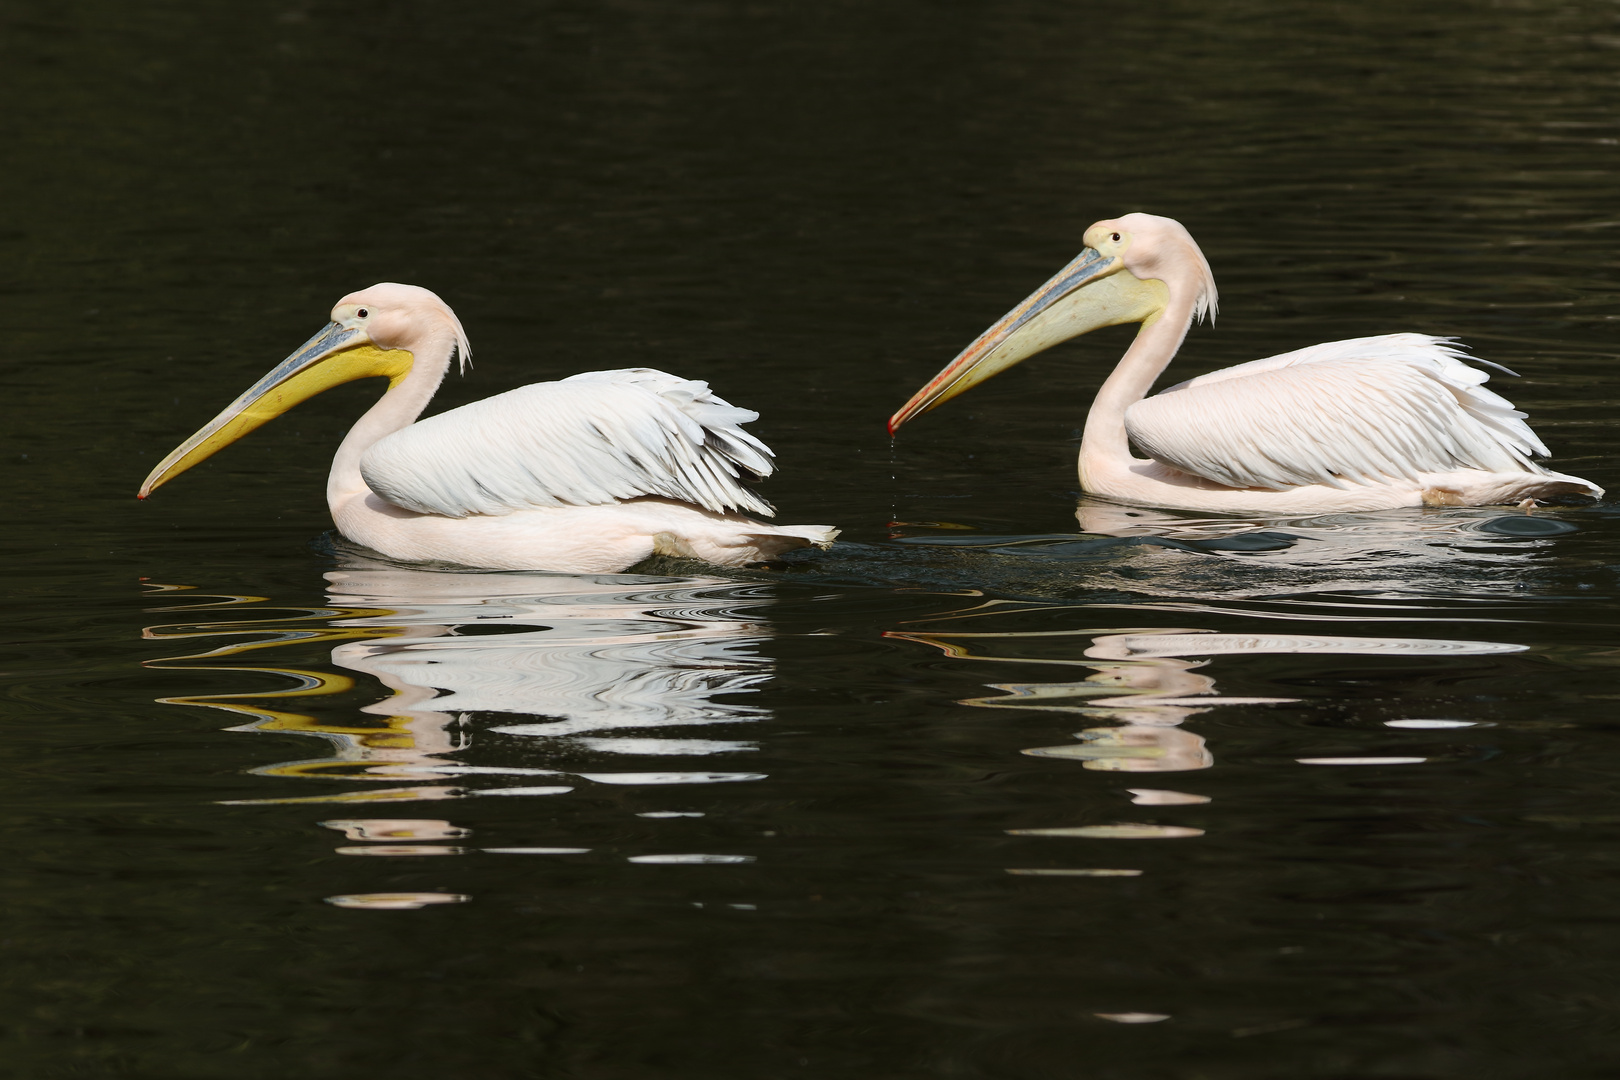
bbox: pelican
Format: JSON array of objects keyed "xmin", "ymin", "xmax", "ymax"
[
  {"xmin": 890, "ymin": 214, "xmax": 1602, "ymax": 512},
  {"xmin": 139, "ymin": 283, "xmax": 837, "ymax": 572}
]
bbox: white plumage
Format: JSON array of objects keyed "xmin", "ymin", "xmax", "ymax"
[
  {"xmin": 890, "ymin": 214, "xmax": 1601, "ymax": 512},
  {"xmin": 1126, "ymin": 335, "xmax": 1548, "ymax": 491},
  {"xmin": 362, "ymin": 368, "xmax": 778, "ymax": 519},
  {"xmin": 139, "ymin": 283, "xmax": 837, "ymax": 572}
]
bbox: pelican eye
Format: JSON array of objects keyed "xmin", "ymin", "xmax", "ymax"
[
  {"xmin": 1110, "ymin": 232, "xmax": 1121, "ymax": 243},
  {"xmin": 356, "ymin": 308, "xmax": 369, "ymax": 319}
]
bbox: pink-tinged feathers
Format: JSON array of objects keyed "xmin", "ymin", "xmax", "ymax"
[
  {"xmin": 892, "ymin": 214, "xmax": 1601, "ymax": 511},
  {"xmin": 144, "ymin": 283, "xmax": 836, "ymax": 570}
]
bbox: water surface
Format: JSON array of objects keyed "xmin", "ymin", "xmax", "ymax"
[{"xmin": 4, "ymin": 1, "xmax": 1620, "ymax": 1077}]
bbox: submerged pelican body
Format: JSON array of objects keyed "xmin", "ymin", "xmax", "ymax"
[
  {"xmin": 140, "ymin": 284, "xmax": 837, "ymax": 572},
  {"xmin": 890, "ymin": 213, "xmax": 1602, "ymax": 513}
]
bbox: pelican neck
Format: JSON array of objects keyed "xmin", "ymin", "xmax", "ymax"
[
  {"xmin": 1078, "ymin": 284, "xmax": 1200, "ymax": 476},
  {"xmin": 327, "ymin": 341, "xmax": 453, "ymax": 508}
]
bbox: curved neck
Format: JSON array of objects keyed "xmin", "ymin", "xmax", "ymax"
[
  {"xmin": 327, "ymin": 338, "xmax": 454, "ymax": 508},
  {"xmin": 1079, "ymin": 280, "xmax": 1197, "ymax": 484}
]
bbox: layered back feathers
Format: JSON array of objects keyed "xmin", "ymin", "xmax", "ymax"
[
  {"xmin": 1126, "ymin": 334, "xmax": 1553, "ymax": 491},
  {"xmin": 359, "ymin": 368, "xmax": 778, "ymax": 518}
]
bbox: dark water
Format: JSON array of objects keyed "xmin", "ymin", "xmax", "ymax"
[{"xmin": 5, "ymin": 1, "xmax": 1620, "ymax": 1076}]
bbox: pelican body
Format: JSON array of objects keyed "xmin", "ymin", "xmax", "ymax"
[
  {"xmin": 890, "ymin": 214, "xmax": 1602, "ymax": 513},
  {"xmin": 140, "ymin": 284, "xmax": 837, "ymax": 572}
]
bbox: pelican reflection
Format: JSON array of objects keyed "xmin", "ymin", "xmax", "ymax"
[
  {"xmin": 892, "ymin": 602, "xmax": 1528, "ymax": 884},
  {"xmin": 890, "ymin": 604, "xmax": 1526, "ymax": 778},
  {"xmin": 1070, "ymin": 499, "xmax": 1581, "ymax": 597},
  {"xmin": 142, "ymin": 557, "xmax": 780, "ymax": 804},
  {"xmin": 887, "ymin": 501, "xmax": 1583, "ymax": 603}
]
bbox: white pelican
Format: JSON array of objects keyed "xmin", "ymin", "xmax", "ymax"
[
  {"xmin": 139, "ymin": 283, "xmax": 837, "ymax": 572},
  {"xmin": 890, "ymin": 213, "xmax": 1602, "ymax": 512}
]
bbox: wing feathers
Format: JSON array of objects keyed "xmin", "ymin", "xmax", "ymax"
[
  {"xmin": 1126, "ymin": 335, "xmax": 1552, "ymax": 491},
  {"xmin": 361, "ymin": 368, "xmax": 779, "ymax": 518}
]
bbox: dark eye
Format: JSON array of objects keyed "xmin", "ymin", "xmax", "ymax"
[
  {"xmin": 1110, "ymin": 232, "xmax": 1122, "ymax": 243},
  {"xmin": 357, "ymin": 308, "xmax": 369, "ymax": 318}
]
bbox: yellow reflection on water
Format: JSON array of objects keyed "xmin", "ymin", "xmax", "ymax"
[
  {"xmin": 142, "ymin": 556, "xmax": 793, "ymax": 906},
  {"xmin": 141, "ymin": 583, "xmax": 465, "ymax": 802},
  {"xmin": 141, "ymin": 556, "xmax": 782, "ymax": 806}
]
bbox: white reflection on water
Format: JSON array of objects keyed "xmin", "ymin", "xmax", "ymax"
[
  {"xmin": 142, "ymin": 556, "xmax": 779, "ymax": 803},
  {"xmin": 1386, "ymin": 718, "xmax": 1481, "ymax": 729},
  {"xmin": 890, "ymin": 621, "xmax": 1293, "ymax": 775},
  {"xmin": 320, "ymin": 819, "xmax": 471, "ymax": 841},
  {"xmin": 1127, "ymin": 788, "xmax": 1211, "ymax": 805},
  {"xmin": 325, "ymin": 892, "xmax": 470, "ymax": 910},
  {"xmin": 1086, "ymin": 631, "xmax": 1526, "ymax": 660},
  {"xmin": 557, "ymin": 737, "xmax": 756, "ymax": 756},
  {"xmin": 890, "ymin": 610, "xmax": 1530, "ymax": 884},
  {"xmin": 890, "ymin": 609, "xmax": 1526, "ymax": 782},
  {"xmin": 627, "ymin": 854, "xmax": 755, "ymax": 864},
  {"xmin": 884, "ymin": 500, "xmax": 1580, "ymax": 605},
  {"xmin": 474, "ymin": 786, "xmax": 579, "ymax": 797},
  {"xmin": 325, "ymin": 561, "xmax": 772, "ymax": 760},
  {"xmin": 1071, "ymin": 500, "xmax": 1581, "ymax": 598},
  {"xmin": 1009, "ymin": 824, "xmax": 1206, "ymax": 839},
  {"xmin": 1006, "ymin": 869, "xmax": 1144, "ymax": 877}
]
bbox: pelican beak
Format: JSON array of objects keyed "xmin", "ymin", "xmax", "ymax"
[
  {"xmin": 888, "ymin": 247, "xmax": 1161, "ymax": 433},
  {"xmin": 138, "ymin": 322, "xmax": 413, "ymax": 498}
]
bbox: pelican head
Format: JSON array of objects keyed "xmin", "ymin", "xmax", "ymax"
[
  {"xmin": 888, "ymin": 213, "xmax": 1217, "ymax": 433},
  {"xmin": 138, "ymin": 283, "xmax": 471, "ymax": 498}
]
